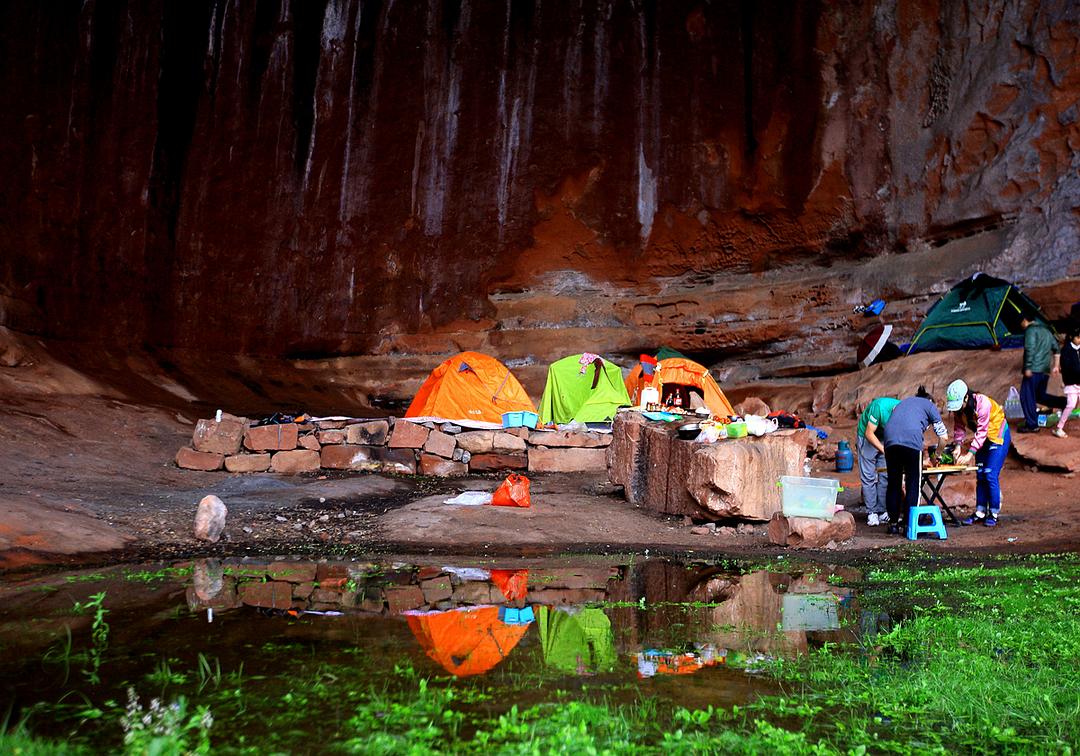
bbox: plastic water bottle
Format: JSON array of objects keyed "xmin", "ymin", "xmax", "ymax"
[{"xmin": 836, "ymin": 440, "xmax": 854, "ymax": 472}]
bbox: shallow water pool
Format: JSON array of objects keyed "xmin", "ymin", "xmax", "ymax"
[{"xmin": 0, "ymin": 555, "xmax": 866, "ymax": 752}]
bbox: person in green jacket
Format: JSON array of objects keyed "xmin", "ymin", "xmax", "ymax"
[
  {"xmin": 857, "ymin": 397, "xmax": 900, "ymax": 526},
  {"xmin": 1019, "ymin": 316, "xmax": 1065, "ymax": 433}
]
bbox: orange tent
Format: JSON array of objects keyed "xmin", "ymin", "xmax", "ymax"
[
  {"xmin": 406, "ymin": 606, "xmax": 530, "ymax": 677},
  {"xmin": 405, "ymin": 351, "xmax": 535, "ymax": 424},
  {"xmin": 625, "ymin": 357, "xmax": 735, "ymax": 417}
]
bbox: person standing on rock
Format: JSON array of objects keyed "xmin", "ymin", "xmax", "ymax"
[
  {"xmin": 857, "ymin": 396, "xmax": 900, "ymax": 527},
  {"xmin": 1053, "ymin": 328, "xmax": 1080, "ymax": 439},
  {"xmin": 882, "ymin": 387, "xmax": 949, "ymax": 536},
  {"xmin": 945, "ymin": 380, "xmax": 1010, "ymax": 527},
  {"xmin": 1019, "ymin": 315, "xmax": 1064, "ymax": 433}
]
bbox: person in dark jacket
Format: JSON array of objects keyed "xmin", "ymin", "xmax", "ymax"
[
  {"xmin": 1053, "ymin": 328, "xmax": 1080, "ymax": 438},
  {"xmin": 882, "ymin": 387, "xmax": 950, "ymax": 535},
  {"xmin": 1019, "ymin": 316, "xmax": 1065, "ymax": 432}
]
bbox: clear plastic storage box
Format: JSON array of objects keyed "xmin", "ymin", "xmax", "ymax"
[{"xmin": 779, "ymin": 476, "xmax": 842, "ymax": 520}]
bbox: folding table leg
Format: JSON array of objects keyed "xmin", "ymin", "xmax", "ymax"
[{"xmin": 921, "ymin": 474, "xmax": 959, "ymax": 525}]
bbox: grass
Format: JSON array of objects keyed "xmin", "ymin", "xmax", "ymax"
[{"xmin": 7, "ymin": 556, "xmax": 1080, "ymax": 753}]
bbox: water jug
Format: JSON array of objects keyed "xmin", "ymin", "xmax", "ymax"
[
  {"xmin": 640, "ymin": 386, "xmax": 659, "ymax": 409},
  {"xmin": 835, "ymin": 440, "xmax": 853, "ymax": 472}
]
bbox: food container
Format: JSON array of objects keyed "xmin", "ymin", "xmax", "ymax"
[
  {"xmin": 779, "ymin": 476, "xmax": 843, "ymax": 520},
  {"xmin": 640, "ymin": 386, "xmax": 660, "ymax": 409},
  {"xmin": 677, "ymin": 423, "xmax": 701, "ymax": 440},
  {"xmin": 726, "ymin": 421, "xmax": 747, "ymax": 438},
  {"xmin": 502, "ymin": 411, "xmax": 539, "ymax": 429}
]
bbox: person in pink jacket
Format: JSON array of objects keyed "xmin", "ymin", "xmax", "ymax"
[{"xmin": 945, "ymin": 380, "xmax": 1010, "ymax": 527}]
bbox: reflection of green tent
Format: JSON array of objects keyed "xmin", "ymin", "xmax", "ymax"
[
  {"xmin": 537, "ymin": 355, "xmax": 631, "ymax": 425},
  {"xmin": 537, "ymin": 607, "xmax": 617, "ymax": 674},
  {"xmin": 655, "ymin": 346, "xmax": 687, "ymax": 361},
  {"xmin": 907, "ymin": 273, "xmax": 1051, "ymax": 354}
]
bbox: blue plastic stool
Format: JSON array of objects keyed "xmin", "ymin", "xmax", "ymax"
[{"xmin": 906, "ymin": 505, "xmax": 947, "ymax": 540}]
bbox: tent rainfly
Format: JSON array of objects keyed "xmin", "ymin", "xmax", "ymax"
[
  {"xmin": 537, "ymin": 354, "xmax": 632, "ymax": 425},
  {"xmin": 405, "ymin": 351, "xmax": 535, "ymax": 425},
  {"xmin": 906, "ymin": 273, "xmax": 1052, "ymax": 354}
]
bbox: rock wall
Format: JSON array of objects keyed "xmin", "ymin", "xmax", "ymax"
[{"xmin": 1, "ymin": 1, "xmax": 1077, "ymax": 390}]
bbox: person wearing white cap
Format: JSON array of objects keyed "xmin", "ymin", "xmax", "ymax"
[{"xmin": 945, "ymin": 379, "xmax": 1010, "ymax": 527}]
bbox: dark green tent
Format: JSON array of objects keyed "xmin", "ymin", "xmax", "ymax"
[{"xmin": 906, "ymin": 273, "xmax": 1051, "ymax": 354}]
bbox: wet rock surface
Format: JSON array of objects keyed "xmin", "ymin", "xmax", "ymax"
[{"xmin": 1, "ymin": 2, "xmax": 1077, "ymax": 400}]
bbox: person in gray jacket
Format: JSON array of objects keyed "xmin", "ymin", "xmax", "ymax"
[{"xmin": 882, "ymin": 387, "xmax": 950, "ymax": 535}]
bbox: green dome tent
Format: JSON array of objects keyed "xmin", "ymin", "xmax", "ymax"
[
  {"xmin": 537, "ymin": 354, "xmax": 631, "ymax": 425},
  {"xmin": 907, "ymin": 273, "xmax": 1052, "ymax": 354},
  {"xmin": 537, "ymin": 606, "xmax": 617, "ymax": 675}
]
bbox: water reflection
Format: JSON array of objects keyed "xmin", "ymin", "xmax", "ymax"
[{"xmin": 178, "ymin": 557, "xmax": 861, "ymax": 678}]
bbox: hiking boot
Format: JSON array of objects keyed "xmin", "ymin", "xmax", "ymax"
[
  {"xmin": 961, "ymin": 511, "xmax": 986, "ymax": 526},
  {"xmin": 984, "ymin": 515, "xmax": 998, "ymax": 527},
  {"xmin": 1052, "ymin": 428, "xmax": 1068, "ymax": 438},
  {"xmin": 867, "ymin": 513, "xmax": 880, "ymax": 526}
]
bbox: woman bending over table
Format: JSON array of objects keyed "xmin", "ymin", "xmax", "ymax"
[{"xmin": 945, "ymin": 379, "xmax": 1010, "ymax": 528}]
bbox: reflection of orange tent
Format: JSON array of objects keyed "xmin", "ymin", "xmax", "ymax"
[
  {"xmin": 625, "ymin": 357, "xmax": 735, "ymax": 417},
  {"xmin": 406, "ymin": 607, "xmax": 530, "ymax": 677},
  {"xmin": 405, "ymin": 351, "xmax": 535, "ymax": 424}
]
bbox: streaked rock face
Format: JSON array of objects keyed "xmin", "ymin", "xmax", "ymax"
[{"xmin": 1, "ymin": 1, "xmax": 1077, "ymax": 393}]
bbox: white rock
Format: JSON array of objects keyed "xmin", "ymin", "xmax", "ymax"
[{"xmin": 194, "ymin": 495, "xmax": 228, "ymax": 543}]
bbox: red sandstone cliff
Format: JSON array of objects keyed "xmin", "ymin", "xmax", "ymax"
[{"xmin": 1, "ymin": 1, "xmax": 1077, "ymax": 393}]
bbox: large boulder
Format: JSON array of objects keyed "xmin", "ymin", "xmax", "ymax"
[
  {"xmin": 767, "ymin": 511, "xmax": 856, "ymax": 549},
  {"xmin": 685, "ymin": 432, "xmax": 809, "ymax": 520},
  {"xmin": 607, "ymin": 412, "xmax": 649, "ymax": 502},
  {"xmin": 1012, "ymin": 430, "xmax": 1080, "ymax": 472}
]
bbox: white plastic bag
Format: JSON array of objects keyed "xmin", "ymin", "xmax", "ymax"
[
  {"xmin": 744, "ymin": 414, "xmax": 779, "ymax": 436},
  {"xmin": 1004, "ymin": 386, "xmax": 1024, "ymax": 420}
]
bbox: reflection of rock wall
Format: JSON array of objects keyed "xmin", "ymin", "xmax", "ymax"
[{"xmin": 1, "ymin": 2, "xmax": 1077, "ymax": 389}]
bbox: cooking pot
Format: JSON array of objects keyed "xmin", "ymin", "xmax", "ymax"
[{"xmin": 677, "ymin": 423, "xmax": 701, "ymax": 440}]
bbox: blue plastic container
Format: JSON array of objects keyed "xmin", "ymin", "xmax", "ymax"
[
  {"xmin": 502, "ymin": 411, "xmax": 539, "ymax": 429},
  {"xmin": 835, "ymin": 440, "xmax": 853, "ymax": 472}
]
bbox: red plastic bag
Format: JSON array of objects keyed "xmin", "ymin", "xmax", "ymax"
[
  {"xmin": 490, "ymin": 569, "xmax": 529, "ymax": 601},
  {"xmin": 491, "ymin": 473, "xmax": 531, "ymax": 508}
]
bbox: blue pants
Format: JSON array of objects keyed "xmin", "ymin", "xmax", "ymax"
[
  {"xmin": 1020, "ymin": 373, "xmax": 1065, "ymax": 429},
  {"xmin": 974, "ymin": 424, "xmax": 1010, "ymax": 515}
]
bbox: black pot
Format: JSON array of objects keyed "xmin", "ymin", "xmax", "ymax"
[{"xmin": 677, "ymin": 423, "xmax": 701, "ymax": 440}]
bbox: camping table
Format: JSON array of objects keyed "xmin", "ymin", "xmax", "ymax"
[
  {"xmin": 919, "ymin": 464, "xmax": 977, "ymax": 525},
  {"xmin": 876, "ymin": 464, "xmax": 978, "ymax": 525}
]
